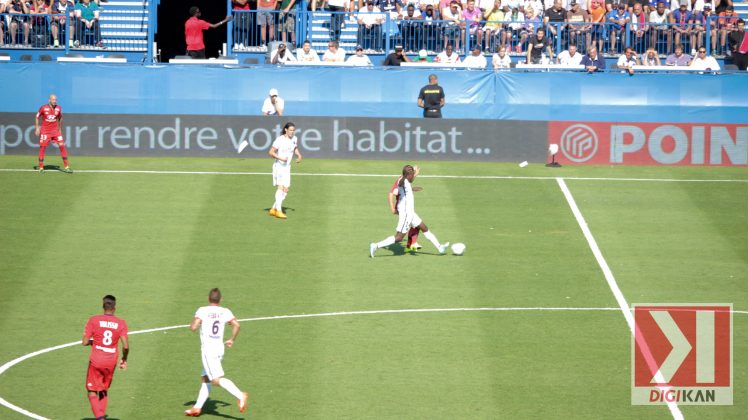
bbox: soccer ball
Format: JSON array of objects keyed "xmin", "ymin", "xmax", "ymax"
[{"xmin": 451, "ymin": 243, "xmax": 466, "ymax": 256}]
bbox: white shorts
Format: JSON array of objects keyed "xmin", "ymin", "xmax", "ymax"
[
  {"xmin": 200, "ymin": 351, "xmax": 225, "ymax": 381},
  {"xmin": 273, "ymin": 164, "xmax": 291, "ymax": 187},
  {"xmin": 396, "ymin": 211, "xmax": 422, "ymax": 234}
]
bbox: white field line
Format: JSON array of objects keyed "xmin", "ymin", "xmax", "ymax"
[
  {"xmin": 0, "ymin": 167, "xmax": 747, "ymax": 183},
  {"xmin": 556, "ymin": 177, "xmax": 684, "ymax": 420}
]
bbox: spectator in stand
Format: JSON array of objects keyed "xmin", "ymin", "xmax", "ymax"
[
  {"xmin": 52, "ymin": 0, "xmax": 77, "ymax": 48},
  {"xmin": 557, "ymin": 42, "xmax": 584, "ymax": 64},
  {"xmin": 718, "ymin": 5, "xmax": 738, "ymax": 53},
  {"xmin": 30, "ymin": 0, "xmax": 51, "ymax": 48},
  {"xmin": 690, "ymin": 45, "xmax": 721, "ymax": 68},
  {"xmin": 358, "ymin": 1, "xmax": 384, "ymax": 50},
  {"xmin": 588, "ymin": 0, "xmax": 606, "ymax": 53},
  {"xmin": 257, "ymin": 0, "xmax": 277, "ymax": 49},
  {"xmin": 7, "ymin": 0, "xmax": 31, "ymax": 46},
  {"xmin": 384, "ymin": 44, "xmax": 412, "ymax": 64},
  {"xmin": 629, "ymin": 2, "xmax": 649, "ymax": 53},
  {"xmin": 463, "ymin": 0, "xmax": 483, "ymax": 49},
  {"xmin": 75, "ymin": 0, "xmax": 102, "ymax": 47},
  {"xmin": 649, "ymin": 1, "xmax": 672, "ymax": 53},
  {"xmin": 435, "ymin": 42, "xmax": 462, "ymax": 62},
  {"xmin": 628, "ymin": 0, "xmax": 653, "ymax": 14},
  {"xmin": 526, "ymin": 26, "xmax": 553, "ymax": 63},
  {"xmin": 279, "ymin": 0, "xmax": 297, "ymax": 45},
  {"xmin": 690, "ymin": 3, "xmax": 714, "ymax": 53},
  {"xmin": 422, "ymin": 5, "xmax": 440, "ymax": 49},
  {"xmin": 606, "ymin": 3, "xmax": 631, "ymax": 53},
  {"xmin": 262, "ymin": 89, "xmax": 284, "ymax": 116},
  {"xmin": 232, "ymin": 0, "xmax": 251, "ymax": 50},
  {"xmin": 545, "ymin": 0, "xmax": 567, "ymax": 41},
  {"xmin": 270, "ymin": 42, "xmax": 297, "ymax": 63},
  {"xmin": 503, "ymin": 6, "xmax": 527, "ymax": 53},
  {"xmin": 477, "ymin": 0, "xmax": 494, "ymax": 13},
  {"xmin": 327, "ymin": 0, "xmax": 347, "ymax": 41},
  {"xmin": 442, "ymin": 1, "xmax": 463, "ymax": 51},
  {"xmin": 616, "ymin": 46, "xmax": 640, "ymax": 73},
  {"xmin": 524, "ymin": 6, "xmax": 542, "ymax": 34},
  {"xmin": 401, "ymin": 4, "xmax": 423, "ymax": 52},
  {"xmin": 671, "ymin": 0, "xmax": 693, "ymax": 52},
  {"xmin": 412, "ymin": 49, "xmax": 432, "ymax": 63},
  {"xmin": 322, "ymin": 40, "xmax": 346, "ymax": 62},
  {"xmin": 493, "ymin": 44, "xmax": 512, "ymax": 67},
  {"xmin": 728, "ymin": 18, "xmax": 747, "ymax": 69},
  {"xmin": 641, "ymin": 46, "xmax": 662, "ymax": 64},
  {"xmin": 296, "ymin": 40, "xmax": 320, "ymax": 61},
  {"xmin": 347, "ymin": 45, "xmax": 374, "ymax": 65},
  {"xmin": 581, "ymin": 45, "xmax": 606, "ymax": 71},
  {"xmin": 482, "ymin": 1, "xmax": 504, "ymax": 52},
  {"xmin": 714, "ymin": 0, "xmax": 731, "ymax": 14},
  {"xmin": 463, "ymin": 44, "xmax": 488, "ymax": 67},
  {"xmin": 665, "ymin": 44, "xmax": 692, "ymax": 64},
  {"xmin": 566, "ymin": 1, "xmax": 590, "ymax": 51},
  {"xmin": 184, "ymin": 7, "xmax": 230, "ymax": 59},
  {"xmin": 523, "ymin": 0, "xmax": 544, "ymax": 17}
]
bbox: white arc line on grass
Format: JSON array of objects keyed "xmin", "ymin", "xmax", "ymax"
[
  {"xmin": 556, "ymin": 177, "xmax": 684, "ymax": 420},
  {"xmin": 1, "ymin": 168, "xmax": 747, "ymax": 183},
  {"xmin": 4, "ymin": 305, "xmax": 748, "ymax": 419}
]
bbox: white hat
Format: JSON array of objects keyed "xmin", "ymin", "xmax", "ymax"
[
  {"xmin": 419, "ymin": 49, "xmax": 427, "ymax": 58},
  {"xmin": 269, "ymin": 88, "xmax": 279, "ymax": 96}
]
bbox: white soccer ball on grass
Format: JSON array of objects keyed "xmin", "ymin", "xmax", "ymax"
[{"xmin": 451, "ymin": 243, "xmax": 466, "ymax": 256}]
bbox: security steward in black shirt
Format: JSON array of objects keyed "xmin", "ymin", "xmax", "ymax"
[{"xmin": 417, "ymin": 74, "xmax": 445, "ymax": 118}]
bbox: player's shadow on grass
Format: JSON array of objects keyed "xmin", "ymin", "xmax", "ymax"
[
  {"xmin": 34, "ymin": 164, "xmax": 65, "ymax": 172},
  {"xmin": 183, "ymin": 400, "xmax": 243, "ymax": 419},
  {"xmin": 81, "ymin": 417, "xmax": 121, "ymax": 420},
  {"xmin": 380, "ymin": 244, "xmax": 423, "ymax": 257},
  {"xmin": 262, "ymin": 207, "xmax": 295, "ymax": 214}
]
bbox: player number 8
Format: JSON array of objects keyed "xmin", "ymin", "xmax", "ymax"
[{"xmin": 103, "ymin": 330, "xmax": 113, "ymax": 345}]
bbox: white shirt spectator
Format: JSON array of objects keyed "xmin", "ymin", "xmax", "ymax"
[
  {"xmin": 493, "ymin": 52, "xmax": 512, "ymax": 68},
  {"xmin": 262, "ymin": 96, "xmax": 285, "ymax": 115},
  {"xmin": 478, "ymin": 0, "xmax": 495, "ymax": 10},
  {"xmin": 504, "ymin": 11, "xmax": 526, "ymax": 30},
  {"xmin": 436, "ymin": 50, "xmax": 462, "ymax": 63},
  {"xmin": 323, "ymin": 48, "xmax": 347, "ymax": 62},
  {"xmin": 501, "ymin": 0, "xmax": 522, "ymax": 10},
  {"xmin": 297, "ymin": 48, "xmax": 321, "ymax": 62},
  {"xmin": 690, "ymin": 55, "xmax": 721, "ymax": 70},
  {"xmin": 346, "ymin": 53, "xmax": 374, "ymax": 66},
  {"xmin": 557, "ymin": 49, "xmax": 583, "ymax": 65},
  {"xmin": 271, "ymin": 49, "xmax": 297, "ymax": 64},
  {"xmin": 358, "ymin": 6, "xmax": 385, "ymax": 25},
  {"xmin": 463, "ymin": 53, "xmax": 488, "ymax": 68},
  {"xmin": 328, "ymin": 0, "xmax": 347, "ymax": 7},
  {"xmin": 649, "ymin": 9, "xmax": 670, "ymax": 25},
  {"xmin": 524, "ymin": 0, "xmax": 544, "ymax": 16},
  {"xmin": 617, "ymin": 54, "xmax": 638, "ymax": 69}
]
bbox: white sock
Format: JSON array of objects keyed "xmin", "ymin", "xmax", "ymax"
[
  {"xmin": 422, "ymin": 230, "xmax": 441, "ymax": 249},
  {"xmin": 194, "ymin": 382, "xmax": 211, "ymax": 409},
  {"xmin": 375, "ymin": 236, "xmax": 396, "ymax": 249},
  {"xmin": 281, "ymin": 190, "xmax": 288, "ymax": 200},
  {"xmin": 218, "ymin": 377, "xmax": 244, "ymax": 400},
  {"xmin": 273, "ymin": 189, "xmax": 284, "ymax": 210}
]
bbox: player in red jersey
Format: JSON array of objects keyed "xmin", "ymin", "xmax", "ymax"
[
  {"xmin": 82, "ymin": 295, "xmax": 129, "ymax": 420},
  {"xmin": 389, "ymin": 165, "xmax": 422, "ymax": 252},
  {"xmin": 35, "ymin": 93, "xmax": 71, "ymax": 173}
]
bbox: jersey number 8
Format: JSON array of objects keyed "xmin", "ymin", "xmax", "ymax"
[{"xmin": 103, "ymin": 330, "xmax": 113, "ymax": 345}]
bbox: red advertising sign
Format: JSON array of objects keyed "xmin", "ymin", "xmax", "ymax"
[{"xmin": 549, "ymin": 122, "xmax": 747, "ymax": 166}]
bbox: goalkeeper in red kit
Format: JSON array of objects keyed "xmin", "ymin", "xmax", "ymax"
[{"xmin": 35, "ymin": 93, "xmax": 71, "ymax": 173}]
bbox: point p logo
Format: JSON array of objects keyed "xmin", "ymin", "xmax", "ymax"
[
  {"xmin": 632, "ymin": 304, "xmax": 732, "ymax": 405},
  {"xmin": 559, "ymin": 124, "xmax": 598, "ymax": 162}
]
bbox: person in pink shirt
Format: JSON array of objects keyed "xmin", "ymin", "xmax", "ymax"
[{"xmin": 463, "ymin": 0, "xmax": 483, "ymax": 49}]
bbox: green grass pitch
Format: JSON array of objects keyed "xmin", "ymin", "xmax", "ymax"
[{"xmin": 0, "ymin": 155, "xmax": 746, "ymax": 419}]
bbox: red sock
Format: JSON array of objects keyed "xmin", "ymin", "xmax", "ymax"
[
  {"xmin": 407, "ymin": 228, "xmax": 420, "ymax": 247},
  {"xmin": 100, "ymin": 391, "xmax": 108, "ymax": 417},
  {"xmin": 58, "ymin": 144, "xmax": 69, "ymax": 167},
  {"xmin": 38, "ymin": 145, "xmax": 47, "ymax": 168},
  {"xmin": 88, "ymin": 393, "xmax": 105, "ymax": 419}
]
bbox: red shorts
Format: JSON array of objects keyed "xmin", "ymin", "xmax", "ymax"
[
  {"xmin": 39, "ymin": 134, "xmax": 64, "ymax": 147},
  {"xmin": 86, "ymin": 361, "xmax": 115, "ymax": 392}
]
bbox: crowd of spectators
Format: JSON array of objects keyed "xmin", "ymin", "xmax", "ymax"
[
  {"xmin": 230, "ymin": 0, "xmax": 746, "ymax": 60},
  {"xmin": 0, "ymin": 0, "xmax": 103, "ymax": 48}
]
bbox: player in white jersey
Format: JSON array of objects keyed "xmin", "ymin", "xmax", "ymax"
[
  {"xmin": 185, "ymin": 288, "xmax": 249, "ymax": 417},
  {"xmin": 370, "ymin": 165, "xmax": 449, "ymax": 257},
  {"xmin": 268, "ymin": 122, "xmax": 303, "ymax": 220}
]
